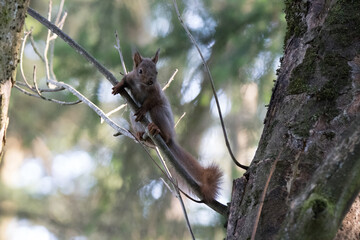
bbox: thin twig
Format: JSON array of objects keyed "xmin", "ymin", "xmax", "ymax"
[
  {"xmin": 156, "ymin": 147, "xmax": 173, "ymax": 180},
  {"xmin": 14, "ymin": 84, "xmax": 45, "ymax": 98},
  {"xmin": 100, "ymin": 104, "xmax": 127, "ymax": 124},
  {"xmin": 28, "ymin": 29, "xmax": 45, "ymax": 62},
  {"xmin": 160, "ymin": 177, "xmax": 173, "ymax": 194},
  {"xmin": 107, "ymin": 30, "xmax": 129, "ymax": 119},
  {"xmin": 19, "ymin": 30, "xmax": 33, "ymax": 89},
  {"xmin": 140, "ymin": 144, "xmax": 202, "ymax": 204},
  {"xmin": 54, "ymin": 0, "xmax": 65, "ymax": 24},
  {"xmin": 174, "ymin": 112, "xmax": 186, "ymax": 128},
  {"xmin": 56, "ymin": 11, "xmax": 67, "ymax": 29},
  {"xmin": 114, "ymin": 30, "xmax": 128, "ymax": 75},
  {"xmin": 155, "ymin": 147, "xmax": 195, "ymax": 240},
  {"xmin": 49, "ymin": 10, "xmax": 67, "ymax": 82},
  {"xmin": 27, "ymin": 8, "xmax": 119, "ymax": 86},
  {"xmin": 17, "ymin": 82, "xmax": 65, "ymax": 92},
  {"xmin": 175, "ymin": 189, "xmax": 195, "ymax": 240},
  {"xmin": 32, "ymin": 65, "xmax": 43, "ymax": 97},
  {"xmin": 18, "ymin": 24, "xmax": 80, "ymax": 105},
  {"xmin": 14, "ymin": 84, "xmax": 81, "ymax": 105},
  {"xmin": 172, "ymin": 0, "xmax": 248, "ymax": 170},
  {"xmin": 50, "ymin": 2, "xmax": 67, "ymax": 82},
  {"xmin": 44, "ymin": 0, "xmax": 53, "ymax": 86},
  {"xmin": 153, "ymin": 143, "xmax": 204, "ymax": 205},
  {"xmin": 251, "ymin": 150, "xmax": 282, "ymax": 240},
  {"xmin": 47, "ymin": 78, "xmax": 134, "ymax": 139},
  {"xmin": 163, "ymin": 68, "xmax": 178, "ymax": 91}
]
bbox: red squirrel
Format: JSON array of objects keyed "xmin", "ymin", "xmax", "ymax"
[{"xmin": 112, "ymin": 50, "xmax": 222, "ymax": 202}]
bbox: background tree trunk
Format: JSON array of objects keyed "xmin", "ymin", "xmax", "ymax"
[
  {"xmin": 0, "ymin": 0, "xmax": 30, "ymax": 158},
  {"xmin": 227, "ymin": 0, "xmax": 360, "ymax": 239}
]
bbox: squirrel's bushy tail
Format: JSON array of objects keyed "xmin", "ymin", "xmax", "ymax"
[
  {"xmin": 168, "ymin": 140, "xmax": 222, "ymax": 202},
  {"xmin": 201, "ymin": 164, "xmax": 223, "ymax": 202}
]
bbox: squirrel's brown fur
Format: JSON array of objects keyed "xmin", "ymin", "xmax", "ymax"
[{"xmin": 112, "ymin": 50, "xmax": 222, "ymax": 202}]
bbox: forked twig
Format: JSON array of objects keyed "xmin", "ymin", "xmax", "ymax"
[
  {"xmin": 19, "ymin": 2, "xmax": 132, "ymax": 138},
  {"xmin": 172, "ymin": 0, "xmax": 248, "ymax": 170},
  {"xmin": 48, "ymin": 78, "xmax": 134, "ymax": 138},
  {"xmin": 17, "ymin": 29, "xmax": 79, "ymax": 105}
]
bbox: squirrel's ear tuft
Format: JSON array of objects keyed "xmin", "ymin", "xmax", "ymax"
[
  {"xmin": 152, "ymin": 48, "xmax": 160, "ymax": 64},
  {"xmin": 133, "ymin": 51, "xmax": 143, "ymax": 67}
]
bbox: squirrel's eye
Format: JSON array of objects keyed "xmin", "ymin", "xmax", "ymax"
[
  {"xmin": 148, "ymin": 80, "xmax": 153, "ymax": 85},
  {"xmin": 138, "ymin": 69, "xmax": 143, "ymax": 74}
]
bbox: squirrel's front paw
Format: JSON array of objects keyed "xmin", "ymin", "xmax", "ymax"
[
  {"xmin": 111, "ymin": 86, "xmax": 122, "ymax": 95},
  {"xmin": 112, "ymin": 87, "xmax": 119, "ymax": 95},
  {"xmin": 148, "ymin": 123, "xmax": 160, "ymax": 136},
  {"xmin": 112, "ymin": 82, "xmax": 124, "ymax": 95}
]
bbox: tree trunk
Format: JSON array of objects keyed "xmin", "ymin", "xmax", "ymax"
[
  {"xmin": 0, "ymin": 0, "xmax": 30, "ymax": 158},
  {"xmin": 227, "ymin": 0, "xmax": 360, "ymax": 239}
]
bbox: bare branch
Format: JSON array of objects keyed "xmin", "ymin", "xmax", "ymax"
[
  {"xmin": 162, "ymin": 68, "xmax": 178, "ymax": 91},
  {"xmin": 172, "ymin": 0, "xmax": 248, "ymax": 170},
  {"xmin": 155, "ymin": 147, "xmax": 195, "ymax": 240},
  {"xmin": 16, "ymin": 82, "xmax": 65, "ymax": 92},
  {"xmin": 14, "ymin": 84, "xmax": 44, "ymax": 99},
  {"xmin": 50, "ymin": 7, "xmax": 68, "ymax": 82},
  {"xmin": 14, "ymin": 84, "xmax": 81, "ymax": 105},
  {"xmin": 44, "ymin": 0, "xmax": 53, "ymax": 86},
  {"xmin": 27, "ymin": 8, "xmax": 119, "ymax": 86},
  {"xmin": 56, "ymin": 11, "xmax": 67, "ymax": 30},
  {"xmin": 114, "ymin": 30, "xmax": 128, "ymax": 75},
  {"xmin": 101, "ymin": 104, "xmax": 127, "ymax": 124},
  {"xmin": 28, "ymin": 29, "xmax": 45, "ymax": 62},
  {"xmin": 32, "ymin": 65, "xmax": 42, "ymax": 96},
  {"xmin": 105, "ymin": 30, "xmax": 130, "ymax": 119},
  {"xmin": 19, "ymin": 30, "xmax": 34, "ymax": 89},
  {"xmin": 47, "ymin": 78, "xmax": 134, "ymax": 139},
  {"xmin": 17, "ymin": 27, "xmax": 81, "ymax": 105},
  {"xmin": 174, "ymin": 112, "xmax": 186, "ymax": 129},
  {"xmin": 54, "ymin": 0, "xmax": 65, "ymax": 25}
]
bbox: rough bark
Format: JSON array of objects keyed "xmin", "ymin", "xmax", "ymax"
[
  {"xmin": 334, "ymin": 195, "xmax": 360, "ymax": 240},
  {"xmin": 226, "ymin": 0, "xmax": 360, "ymax": 239},
  {"xmin": 0, "ymin": 0, "xmax": 30, "ymax": 158}
]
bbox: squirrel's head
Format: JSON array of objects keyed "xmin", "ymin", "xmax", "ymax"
[{"xmin": 133, "ymin": 49, "xmax": 160, "ymax": 86}]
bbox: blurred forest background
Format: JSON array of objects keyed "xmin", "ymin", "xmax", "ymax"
[{"xmin": 0, "ymin": 0, "xmax": 286, "ymax": 239}]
